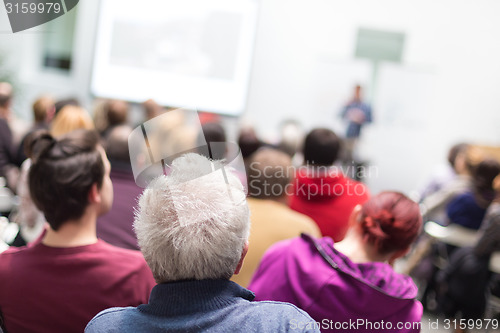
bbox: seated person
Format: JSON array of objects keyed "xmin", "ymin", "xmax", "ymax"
[
  {"xmin": 0, "ymin": 130, "xmax": 155, "ymax": 333},
  {"xmin": 97, "ymin": 125, "xmax": 142, "ymax": 250},
  {"xmin": 86, "ymin": 153, "xmax": 319, "ymax": 333},
  {"xmin": 289, "ymin": 128, "xmax": 369, "ymax": 241},
  {"xmin": 475, "ymin": 173, "xmax": 500, "ymax": 257},
  {"xmin": 446, "ymin": 158, "xmax": 500, "ymax": 230},
  {"xmin": 420, "ymin": 145, "xmax": 481, "ymax": 225},
  {"xmin": 231, "ymin": 148, "xmax": 320, "ymax": 287},
  {"xmin": 249, "ymin": 192, "xmax": 423, "ymax": 333},
  {"xmin": 435, "ymin": 173, "xmax": 500, "ymax": 323}
]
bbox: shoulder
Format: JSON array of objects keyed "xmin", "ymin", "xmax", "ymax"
[
  {"xmin": 250, "ymin": 300, "xmax": 316, "ymax": 318},
  {"xmin": 85, "ymin": 307, "xmax": 137, "ymax": 332},
  {"xmin": 95, "ymin": 241, "xmax": 144, "ymax": 260},
  {"xmin": 92, "ymin": 241, "xmax": 151, "ymax": 273},
  {"xmin": 242, "ymin": 300, "xmax": 320, "ymax": 332}
]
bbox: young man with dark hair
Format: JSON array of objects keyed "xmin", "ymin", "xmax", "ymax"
[
  {"xmin": 0, "ymin": 129, "xmax": 155, "ymax": 333},
  {"xmin": 289, "ymin": 128, "xmax": 370, "ymax": 242}
]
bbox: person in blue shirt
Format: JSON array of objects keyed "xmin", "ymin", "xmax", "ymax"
[
  {"xmin": 86, "ymin": 153, "xmax": 319, "ymax": 333},
  {"xmin": 340, "ymin": 85, "xmax": 372, "ymax": 163}
]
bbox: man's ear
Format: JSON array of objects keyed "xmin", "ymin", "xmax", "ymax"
[
  {"xmin": 88, "ymin": 183, "xmax": 101, "ymax": 204},
  {"xmin": 234, "ymin": 242, "xmax": 249, "ymax": 275}
]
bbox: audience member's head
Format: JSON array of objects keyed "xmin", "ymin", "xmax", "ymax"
[
  {"xmin": 54, "ymin": 97, "xmax": 80, "ymax": 115},
  {"xmin": 104, "ymin": 125, "xmax": 133, "ymax": 165},
  {"xmin": 303, "ymin": 128, "xmax": 342, "ymax": 166},
  {"xmin": 0, "ymin": 82, "xmax": 13, "ymax": 116},
  {"xmin": 142, "ymin": 99, "xmax": 163, "ymax": 120},
  {"xmin": 447, "ymin": 142, "xmax": 470, "ymax": 174},
  {"xmin": 32, "ymin": 95, "xmax": 55, "ymax": 124},
  {"xmin": 50, "ymin": 105, "xmax": 94, "ymax": 138},
  {"xmin": 472, "ymin": 158, "xmax": 500, "ymax": 202},
  {"xmin": 134, "ymin": 153, "xmax": 249, "ymax": 283},
  {"xmin": 278, "ymin": 119, "xmax": 303, "ymax": 158},
  {"xmin": 248, "ymin": 148, "xmax": 292, "ymax": 200},
  {"xmin": 238, "ymin": 126, "xmax": 261, "ymax": 159},
  {"xmin": 28, "ymin": 129, "xmax": 112, "ymax": 231},
  {"xmin": 356, "ymin": 192, "xmax": 422, "ymax": 258},
  {"xmin": 105, "ymin": 100, "xmax": 129, "ymax": 127},
  {"xmin": 197, "ymin": 122, "xmax": 227, "ymax": 160}
]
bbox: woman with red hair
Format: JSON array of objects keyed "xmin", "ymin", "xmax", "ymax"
[{"xmin": 248, "ymin": 192, "xmax": 423, "ymax": 333}]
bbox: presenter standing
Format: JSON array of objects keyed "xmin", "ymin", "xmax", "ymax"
[{"xmin": 340, "ymin": 85, "xmax": 372, "ymax": 163}]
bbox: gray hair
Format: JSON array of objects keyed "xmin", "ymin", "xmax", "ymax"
[{"xmin": 134, "ymin": 153, "xmax": 250, "ymax": 283}]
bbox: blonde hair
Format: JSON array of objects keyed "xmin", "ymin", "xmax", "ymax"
[{"xmin": 51, "ymin": 105, "xmax": 94, "ymax": 138}]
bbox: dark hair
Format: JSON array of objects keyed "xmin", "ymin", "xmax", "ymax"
[
  {"xmin": 359, "ymin": 192, "xmax": 422, "ymax": 255},
  {"xmin": 303, "ymin": 128, "xmax": 342, "ymax": 166},
  {"xmin": 54, "ymin": 98, "xmax": 80, "ymax": 115},
  {"xmin": 447, "ymin": 143, "xmax": 469, "ymax": 169},
  {"xmin": 472, "ymin": 158, "xmax": 500, "ymax": 205},
  {"xmin": 28, "ymin": 129, "xmax": 104, "ymax": 231},
  {"xmin": 105, "ymin": 100, "xmax": 129, "ymax": 127},
  {"xmin": 238, "ymin": 128, "xmax": 261, "ymax": 159},
  {"xmin": 105, "ymin": 125, "xmax": 132, "ymax": 164},
  {"xmin": 247, "ymin": 148, "xmax": 292, "ymax": 199},
  {"xmin": 0, "ymin": 94, "xmax": 11, "ymax": 108},
  {"xmin": 197, "ymin": 122, "xmax": 227, "ymax": 160}
]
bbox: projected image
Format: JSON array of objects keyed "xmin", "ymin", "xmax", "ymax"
[
  {"xmin": 92, "ymin": 0, "xmax": 258, "ymax": 116},
  {"xmin": 110, "ymin": 12, "xmax": 242, "ymax": 80}
]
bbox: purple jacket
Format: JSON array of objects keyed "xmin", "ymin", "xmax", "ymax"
[{"xmin": 248, "ymin": 234, "xmax": 423, "ymax": 333}]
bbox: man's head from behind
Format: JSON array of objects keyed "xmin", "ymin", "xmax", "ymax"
[
  {"xmin": 28, "ymin": 129, "xmax": 112, "ymax": 231},
  {"xmin": 134, "ymin": 153, "xmax": 250, "ymax": 283},
  {"xmin": 248, "ymin": 148, "xmax": 293, "ymax": 200},
  {"xmin": 303, "ymin": 128, "xmax": 342, "ymax": 166}
]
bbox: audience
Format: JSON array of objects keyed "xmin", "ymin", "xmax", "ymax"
[
  {"xmin": 435, "ymin": 172, "xmax": 500, "ymax": 326},
  {"xmin": 197, "ymin": 121, "xmax": 227, "ymax": 160},
  {"xmin": 0, "ymin": 82, "xmax": 21, "ymax": 190},
  {"xmin": 96, "ymin": 125, "xmax": 142, "ymax": 250},
  {"xmin": 17, "ymin": 95, "xmax": 55, "ymax": 162},
  {"xmin": 86, "ymin": 153, "xmax": 319, "ymax": 333},
  {"xmin": 420, "ymin": 144, "xmax": 482, "ymax": 224},
  {"xmin": 100, "ymin": 99, "xmax": 129, "ymax": 138},
  {"xmin": 14, "ymin": 105, "xmax": 96, "ymax": 244},
  {"xmin": 238, "ymin": 125, "xmax": 262, "ymax": 160},
  {"xmin": 249, "ymin": 192, "xmax": 423, "ymax": 333},
  {"xmin": 50, "ymin": 105, "xmax": 94, "ymax": 137},
  {"xmin": 232, "ymin": 148, "xmax": 321, "ymax": 287},
  {"xmin": 289, "ymin": 128, "xmax": 369, "ymax": 241},
  {"xmin": 419, "ymin": 143, "xmax": 470, "ymax": 200},
  {"xmin": 0, "ymin": 130, "xmax": 155, "ymax": 333},
  {"xmin": 3, "ymin": 86, "xmax": 500, "ymax": 331},
  {"xmin": 277, "ymin": 119, "xmax": 304, "ymax": 161},
  {"xmin": 446, "ymin": 158, "xmax": 500, "ymax": 230}
]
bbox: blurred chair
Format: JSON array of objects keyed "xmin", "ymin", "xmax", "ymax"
[{"xmin": 424, "ymin": 221, "xmax": 479, "ymax": 269}]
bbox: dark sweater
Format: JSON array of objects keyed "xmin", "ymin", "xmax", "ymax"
[{"xmin": 86, "ymin": 279, "xmax": 319, "ymax": 333}]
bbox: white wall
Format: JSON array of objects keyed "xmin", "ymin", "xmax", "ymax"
[
  {"xmin": 1, "ymin": 0, "xmax": 500, "ymax": 194},
  {"xmin": 245, "ymin": 0, "xmax": 500, "ymax": 193}
]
